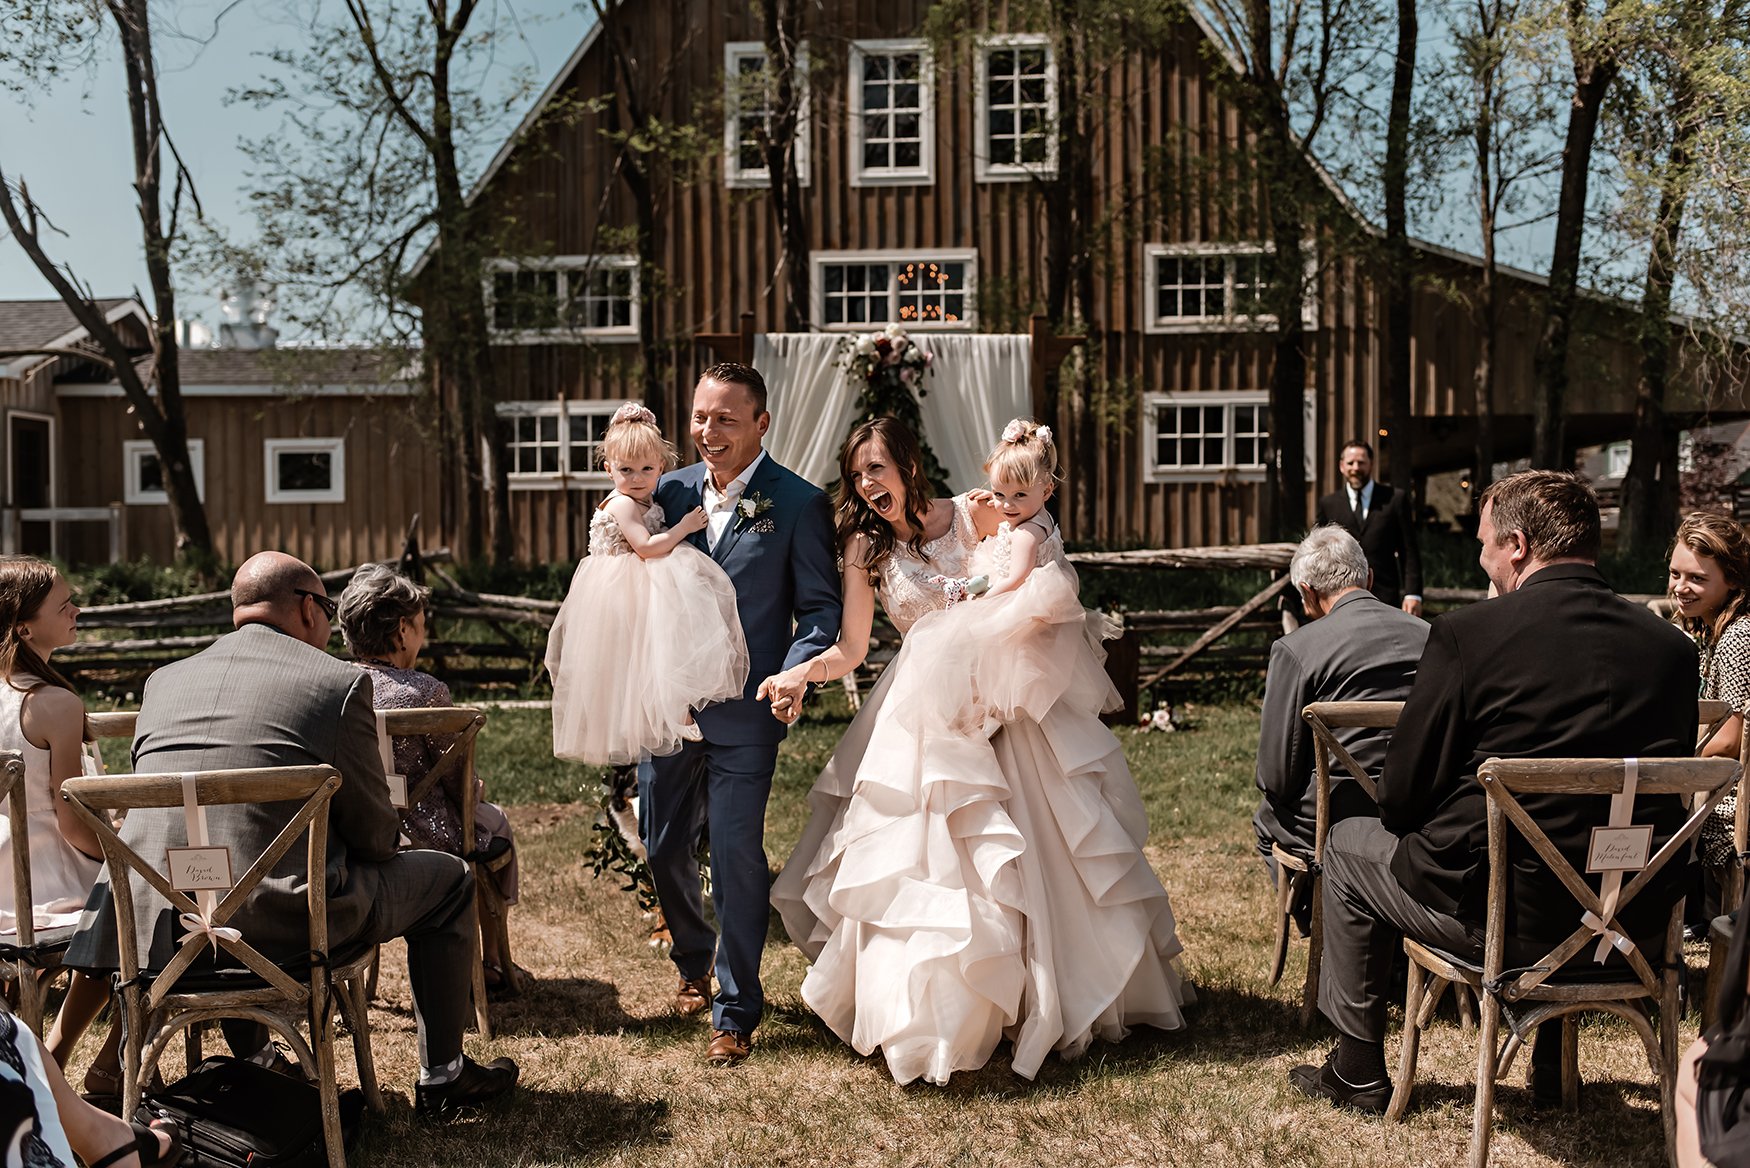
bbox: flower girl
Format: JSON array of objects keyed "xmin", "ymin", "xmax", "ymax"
[{"xmin": 545, "ymin": 404, "xmax": 749, "ymax": 765}]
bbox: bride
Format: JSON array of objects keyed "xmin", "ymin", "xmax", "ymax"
[{"xmin": 763, "ymin": 418, "xmax": 1190, "ymax": 1086}]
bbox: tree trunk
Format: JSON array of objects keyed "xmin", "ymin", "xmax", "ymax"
[
  {"xmin": 1531, "ymin": 7, "xmax": 1621, "ymax": 469},
  {"xmin": 1619, "ymin": 79, "xmax": 1697, "ymax": 560},
  {"xmin": 1471, "ymin": 0, "xmax": 1500, "ymax": 508},
  {"xmin": 1384, "ymin": 0, "xmax": 1417, "ymax": 498},
  {"xmin": 762, "ymin": 0, "xmax": 809, "ymax": 332}
]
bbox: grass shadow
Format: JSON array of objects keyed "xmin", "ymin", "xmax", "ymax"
[
  {"xmin": 352, "ymin": 1088, "xmax": 672, "ymax": 1166},
  {"xmin": 487, "ymin": 975, "xmax": 635, "ymax": 1036}
]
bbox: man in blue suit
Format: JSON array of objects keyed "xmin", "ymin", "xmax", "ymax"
[{"xmin": 640, "ymin": 361, "xmax": 841, "ymax": 1065}]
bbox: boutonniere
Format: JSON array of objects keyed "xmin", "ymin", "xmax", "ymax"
[{"xmin": 735, "ymin": 491, "xmax": 775, "ymax": 532}]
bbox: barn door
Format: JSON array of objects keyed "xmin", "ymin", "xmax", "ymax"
[{"xmin": 8, "ymin": 412, "xmax": 54, "ymax": 556}]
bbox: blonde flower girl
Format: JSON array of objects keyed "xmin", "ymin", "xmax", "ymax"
[{"xmin": 545, "ymin": 404, "xmax": 749, "ymax": 765}]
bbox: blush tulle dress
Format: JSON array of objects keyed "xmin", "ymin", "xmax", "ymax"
[
  {"xmin": 545, "ymin": 495, "xmax": 749, "ymax": 765},
  {"xmin": 771, "ymin": 497, "xmax": 1191, "ymax": 1086}
]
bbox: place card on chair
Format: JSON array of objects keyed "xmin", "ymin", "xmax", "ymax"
[
  {"xmin": 1587, "ymin": 824, "xmax": 1653, "ymax": 873},
  {"xmin": 375, "ymin": 712, "xmax": 409, "ymax": 808},
  {"xmin": 166, "ymin": 845, "xmax": 234, "ymax": 891}
]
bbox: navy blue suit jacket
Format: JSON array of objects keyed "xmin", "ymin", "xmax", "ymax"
[{"xmin": 656, "ymin": 454, "xmax": 841, "ymax": 746}]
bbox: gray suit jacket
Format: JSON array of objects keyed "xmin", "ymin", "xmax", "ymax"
[
  {"xmin": 1253, "ymin": 591, "xmax": 1429, "ymax": 857},
  {"xmin": 66, "ymin": 623, "xmax": 398, "ymax": 971}
]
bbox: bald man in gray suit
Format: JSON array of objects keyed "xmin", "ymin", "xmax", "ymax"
[{"xmin": 67, "ymin": 553, "xmax": 516, "ymax": 1115}]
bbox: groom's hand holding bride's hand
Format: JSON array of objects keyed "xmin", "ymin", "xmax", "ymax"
[{"xmin": 757, "ymin": 668, "xmax": 811, "ymax": 724}]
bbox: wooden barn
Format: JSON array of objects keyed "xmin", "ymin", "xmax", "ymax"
[
  {"xmin": 0, "ymin": 296, "xmax": 437, "ymax": 567},
  {"xmin": 418, "ymin": 0, "xmax": 1746, "ymax": 562}
]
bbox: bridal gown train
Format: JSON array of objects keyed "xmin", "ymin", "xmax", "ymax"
[{"xmin": 771, "ymin": 496, "xmax": 1191, "ymax": 1086}]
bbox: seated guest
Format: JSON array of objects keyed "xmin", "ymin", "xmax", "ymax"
[
  {"xmin": 335, "ymin": 563, "xmax": 526, "ymax": 997},
  {"xmin": 66, "ymin": 552, "xmax": 517, "ymax": 1115},
  {"xmin": 1254, "ymin": 525, "xmax": 1428, "ymax": 892},
  {"xmin": 1292, "ymin": 470, "xmax": 1699, "ymax": 1113}
]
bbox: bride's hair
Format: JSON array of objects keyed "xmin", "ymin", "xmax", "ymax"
[
  {"xmin": 836, "ymin": 418, "xmax": 935, "ymax": 573},
  {"xmin": 599, "ymin": 403, "xmax": 679, "ymax": 473}
]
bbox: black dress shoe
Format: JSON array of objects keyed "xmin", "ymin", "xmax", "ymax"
[
  {"xmin": 414, "ymin": 1056, "xmax": 520, "ymax": 1117},
  {"xmin": 1288, "ymin": 1050, "xmax": 1391, "ymax": 1114}
]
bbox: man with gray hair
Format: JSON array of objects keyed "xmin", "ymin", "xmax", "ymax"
[{"xmin": 1253, "ymin": 525, "xmax": 1428, "ymax": 894}]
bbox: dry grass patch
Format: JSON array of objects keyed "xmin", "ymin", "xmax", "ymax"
[{"xmin": 61, "ymin": 700, "xmax": 1696, "ymax": 1166}]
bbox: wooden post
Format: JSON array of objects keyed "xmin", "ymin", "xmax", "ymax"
[
  {"xmin": 696, "ymin": 310, "xmax": 760, "ymax": 366},
  {"xmin": 1027, "ymin": 314, "xmax": 1087, "ymax": 422},
  {"xmin": 108, "ymin": 502, "xmax": 124, "ymax": 564},
  {"xmin": 738, "ymin": 310, "xmax": 755, "ymax": 365}
]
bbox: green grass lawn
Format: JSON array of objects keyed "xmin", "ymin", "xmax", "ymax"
[{"xmin": 67, "ymin": 693, "xmax": 1690, "ymax": 1166}]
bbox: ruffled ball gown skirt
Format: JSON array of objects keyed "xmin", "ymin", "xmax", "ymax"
[
  {"xmin": 546, "ymin": 542, "xmax": 748, "ymax": 766},
  {"xmin": 772, "ymin": 557, "xmax": 1190, "ymax": 1085}
]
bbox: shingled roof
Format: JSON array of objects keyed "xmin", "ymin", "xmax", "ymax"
[{"xmin": 0, "ymin": 298, "xmax": 138, "ymax": 354}]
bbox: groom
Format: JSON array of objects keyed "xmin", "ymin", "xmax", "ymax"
[{"xmin": 640, "ymin": 361, "xmax": 841, "ymax": 1064}]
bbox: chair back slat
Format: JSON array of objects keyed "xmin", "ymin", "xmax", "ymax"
[
  {"xmin": 375, "ymin": 707, "xmax": 485, "ymax": 815},
  {"xmin": 60, "ymin": 766, "xmax": 341, "ymax": 1008},
  {"xmin": 1474, "ymin": 756, "xmax": 1740, "ymax": 1002},
  {"xmin": 1302, "ymin": 702, "xmax": 1403, "ymax": 846},
  {"xmin": 0, "ymin": 753, "xmax": 32, "ymax": 954},
  {"xmin": 1698, "ymin": 699, "xmax": 1732, "ymax": 752}
]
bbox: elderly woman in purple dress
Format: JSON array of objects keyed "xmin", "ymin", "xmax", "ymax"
[{"xmin": 336, "ymin": 563, "xmax": 525, "ymax": 997}]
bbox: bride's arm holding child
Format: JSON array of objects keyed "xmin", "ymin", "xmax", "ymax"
[
  {"xmin": 603, "ymin": 495, "xmax": 707, "ymax": 559},
  {"xmin": 756, "ymin": 534, "xmax": 878, "ymax": 719}
]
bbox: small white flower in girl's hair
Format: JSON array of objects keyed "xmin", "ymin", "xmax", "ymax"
[
  {"xmin": 612, "ymin": 402, "xmax": 657, "ymax": 426},
  {"xmin": 1002, "ymin": 419, "xmax": 1028, "ymax": 443},
  {"xmin": 1036, "ymin": 425, "xmax": 1053, "ymax": 443}
]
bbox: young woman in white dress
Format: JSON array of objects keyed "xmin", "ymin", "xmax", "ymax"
[
  {"xmin": 0, "ymin": 558, "xmax": 110, "ymax": 1071},
  {"xmin": 766, "ymin": 419, "xmax": 1190, "ymax": 1086}
]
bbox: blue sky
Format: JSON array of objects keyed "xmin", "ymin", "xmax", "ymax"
[
  {"xmin": 0, "ymin": 0, "xmax": 590, "ymax": 314},
  {"xmin": 1, "ymin": 3, "xmax": 1566, "ymax": 323}
]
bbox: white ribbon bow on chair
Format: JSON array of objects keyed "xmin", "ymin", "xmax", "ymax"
[{"xmin": 176, "ymin": 773, "xmax": 241, "ymax": 957}]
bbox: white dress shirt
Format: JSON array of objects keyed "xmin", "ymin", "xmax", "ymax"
[
  {"xmin": 1348, "ymin": 479, "xmax": 1375, "ymax": 524},
  {"xmin": 703, "ymin": 449, "xmax": 767, "ymax": 550}
]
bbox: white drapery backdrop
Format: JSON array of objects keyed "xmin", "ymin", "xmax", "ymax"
[{"xmin": 754, "ymin": 332, "xmax": 1032, "ymax": 491}]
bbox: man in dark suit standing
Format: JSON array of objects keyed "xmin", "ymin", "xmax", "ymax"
[
  {"xmin": 1290, "ymin": 470, "xmax": 1699, "ymax": 1113},
  {"xmin": 1315, "ymin": 441, "xmax": 1423, "ymax": 616},
  {"xmin": 68, "ymin": 553, "xmax": 517, "ymax": 1115}
]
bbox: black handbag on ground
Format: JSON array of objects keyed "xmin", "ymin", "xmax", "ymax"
[
  {"xmin": 135, "ymin": 1055, "xmax": 363, "ymax": 1168},
  {"xmin": 1700, "ymin": 890, "xmax": 1750, "ymax": 1167}
]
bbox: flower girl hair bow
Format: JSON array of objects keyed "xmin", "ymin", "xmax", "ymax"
[
  {"xmin": 612, "ymin": 402, "xmax": 659, "ymax": 427},
  {"xmin": 1002, "ymin": 419, "xmax": 1052, "ymax": 444}
]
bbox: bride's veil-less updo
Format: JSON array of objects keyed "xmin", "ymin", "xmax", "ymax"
[{"xmin": 835, "ymin": 418, "xmax": 936, "ymax": 574}]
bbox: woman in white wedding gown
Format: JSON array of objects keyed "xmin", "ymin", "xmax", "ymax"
[{"xmin": 765, "ymin": 419, "xmax": 1190, "ymax": 1086}]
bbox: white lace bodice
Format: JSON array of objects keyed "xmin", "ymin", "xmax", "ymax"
[
  {"xmin": 588, "ymin": 494, "xmax": 666, "ymax": 556},
  {"xmin": 875, "ymin": 496, "xmax": 981, "ymax": 635},
  {"xmin": 969, "ymin": 513, "xmax": 1063, "ymax": 582}
]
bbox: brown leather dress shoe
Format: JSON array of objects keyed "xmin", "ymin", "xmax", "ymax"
[
  {"xmin": 705, "ymin": 1029, "xmax": 751, "ymax": 1065},
  {"xmin": 674, "ymin": 975, "xmax": 712, "ymax": 1017}
]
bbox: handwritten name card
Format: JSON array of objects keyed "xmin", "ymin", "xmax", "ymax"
[
  {"xmin": 386, "ymin": 772, "xmax": 408, "ymax": 809},
  {"xmin": 1586, "ymin": 825, "xmax": 1653, "ymax": 874},
  {"xmin": 166, "ymin": 846, "xmax": 235, "ymax": 892}
]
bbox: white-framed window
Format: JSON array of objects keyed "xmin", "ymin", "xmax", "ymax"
[
  {"xmin": 974, "ymin": 35, "xmax": 1057, "ymax": 182},
  {"xmin": 1605, "ymin": 441, "xmax": 1632, "ymax": 480},
  {"xmin": 1142, "ymin": 392, "xmax": 1272, "ymax": 483},
  {"xmin": 486, "ymin": 255, "xmax": 638, "ymax": 343},
  {"xmin": 496, "ymin": 399, "xmax": 633, "ymax": 489},
  {"xmin": 812, "ymin": 250, "xmax": 977, "ymax": 330},
  {"xmin": 724, "ymin": 41, "xmax": 812, "ymax": 189},
  {"xmin": 1142, "ymin": 244, "xmax": 1280, "ymax": 332},
  {"xmin": 123, "ymin": 439, "xmax": 205, "ymax": 505},
  {"xmin": 849, "ymin": 40, "xmax": 934, "ymax": 187},
  {"xmin": 264, "ymin": 438, "xmax": 345, "ymax": 504}
]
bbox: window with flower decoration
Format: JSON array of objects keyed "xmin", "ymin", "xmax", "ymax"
[{"xmin": 812, "ymin": 250, "xmax": 976, "ymax": 330}]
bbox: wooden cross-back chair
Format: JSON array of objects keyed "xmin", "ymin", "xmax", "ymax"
[
  {"xmin": 372, "ymin": 706, "xmax": 499, "ymax": 1038},
  {"xmin": 1385, "ymin": 755, "xmax": 1741, "ymax": 1168},
  {"xmin": 1272, "ymin": 701, "xmax": 1403, "ymax": 1026},
  {"xmin": 61, "ymin": 765, "xmax": 383, "ymax": 1168},
  {"xmin": 0, "ymin": 749, "xmax": 71, "ymax": 1036}
]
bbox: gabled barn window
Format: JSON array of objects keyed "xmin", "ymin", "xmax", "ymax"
[
  {"xmin": 124, "ymin": 439, "xmax": 205, "ymax": 505},
  {"xmin": 486, "ymin": 256, "xmax": 638, "ymax": 344},
  {"xmin": 849, "ymin": 40, "xmax": 934, "ymax": 187},
  {"xmin": 265, "ymin": 438, "xmax": 345, "ymax": 504},
  {"xmin": 724, "ymin": 42, "xmax": 812, "ymax": 189},
  {"xmin": 974, "ymin": 35, "xmax": 1057, "ymax": 182},
  {"xmin": 496, "ymin": 400, "xmax": 632, "ymax": 490},
  {"xmin": 812, "ymin": 250, "xmax": 977, "ymax": 330}
]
